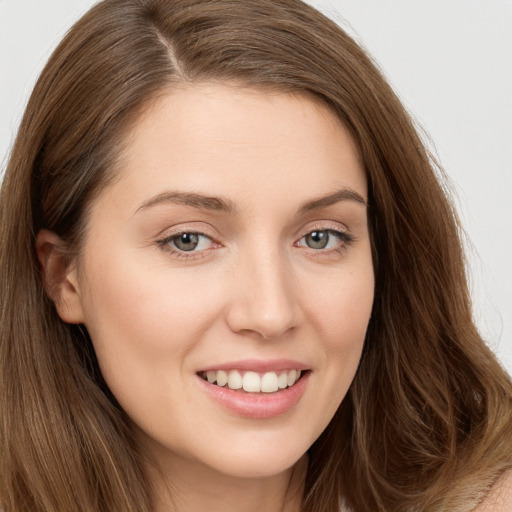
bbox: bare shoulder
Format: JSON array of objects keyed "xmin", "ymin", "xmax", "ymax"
[{"xmin": 473, "ymin": 470, "xmax": 512, "ymax": 512}]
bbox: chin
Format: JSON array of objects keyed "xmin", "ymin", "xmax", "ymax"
[{"xmin": 195, "ymin": 436, "xmax": 310, "ymax": 480}]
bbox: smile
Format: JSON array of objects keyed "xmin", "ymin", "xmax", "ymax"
[{"xmin": 200, "ymin": 369, "xmax": 303, "ymax": 393}]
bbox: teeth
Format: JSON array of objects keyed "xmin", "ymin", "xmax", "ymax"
[
  {"xmin": 260, "ymin": 372, "xmax": 279, "ymax": 393},
  {"xmin": 243, "ymin": 371, "xmax": 260, "ymax": 392},
  {"xmin": 227, "ymin": 370, "xmax": 243, "ymax": 390},
  {"xmin": 278, "ymin": 372, "xmax": 288, "ymax": 389},
  {"xmin": 216, "ymin": 370, "xmax": 228, "ymax": 387},
  {"xmin": 202, "ymin": 369, "xmax": 303, "ymax": 393}
]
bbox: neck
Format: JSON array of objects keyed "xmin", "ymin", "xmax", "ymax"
[{"xmin": 147, "ymin": 452, "xmax": 308, "ymax": 512}]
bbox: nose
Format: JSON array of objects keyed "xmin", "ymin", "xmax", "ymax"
[{"xmin": 225, "ymin": 245, "xmax": 302, "ymax": 340}]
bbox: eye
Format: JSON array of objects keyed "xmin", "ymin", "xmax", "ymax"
[
  {"xmin": 160, "ymin": 232, "xmax": 214, "ymax": 253},
  {"xmin": 297, "ymin": 229, "xmax": 352, "ymax": 250}
]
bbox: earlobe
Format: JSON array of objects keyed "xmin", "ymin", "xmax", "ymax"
[{"xmin": 36, "ymin": 229, "xmax": 85, "ymax": 324}]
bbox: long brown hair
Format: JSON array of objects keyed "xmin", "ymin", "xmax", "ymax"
[{"xmin": 1, "ymin": 1, "xmax": 511, "ymax": 511}]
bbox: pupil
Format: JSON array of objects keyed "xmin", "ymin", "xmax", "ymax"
[
  {"xmin": 175, "ymin": 233, "xmax": 199, "ymax": 251},
  {"xmin": 307, "ymin": 231, "xmax": 328, "ymax": 249}
]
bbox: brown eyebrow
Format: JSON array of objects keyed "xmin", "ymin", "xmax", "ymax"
[
  {"xmin": 297, "ymin": 188, "xmax": 368, "ymax": 214},
  {"xmin": 135, "ymin": 187, "xmax": 367, "ymax": 216},
  {"xmin": 135, "ymin": 191, "xmax": 237, "ymax": 215}
]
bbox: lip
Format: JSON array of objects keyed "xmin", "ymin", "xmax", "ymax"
[
  {"xmin": 198, "ymin": 358, "xmax": 310, "ymax": 373},
  {"xmin": 197, "ymin": 369, "xmax": 310, "ymax": 419}
]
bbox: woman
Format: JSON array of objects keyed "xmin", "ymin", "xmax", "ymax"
[{"xmin": 1, "ymin": 0, "xmax": 511, "ymax": 511}]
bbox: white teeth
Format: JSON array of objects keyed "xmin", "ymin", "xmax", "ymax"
[
  {"xmin": 216, "ymin": 370, "xmax": 228, "ymax": 387},
  {"xmin": 278, "ymin": 372, "xmax": 288, "ymax": 389},
  {"xmin": 227, "ymin": 370, "xmax": 243, "ymax": 390},
  {"xmin": 287, "ymin": 369, "xmax": 297, "ymax": 387},
  {"xmin": 203, "ymin": 369, "xmax": 303, "ymax": 393},
  {"xmin": 260, "ymin": 372, "xmax": 279, "ymax": 393},
  {"xmin": 242, "ymin": 371, "xmax": 260, "ymax": 392}
]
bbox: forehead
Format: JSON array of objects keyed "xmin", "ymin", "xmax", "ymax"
[{"xmin": 103, "ymin": 83, "xmax": 367, "ymax": 216}]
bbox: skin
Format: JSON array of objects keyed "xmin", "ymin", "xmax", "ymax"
[
  {"xmin": 474, "ymin": 472, "xmax": 512, "ymax": 512},
  {"xmin": 38, "ymin": 83, "xmax": 375, "ymax": 512}
]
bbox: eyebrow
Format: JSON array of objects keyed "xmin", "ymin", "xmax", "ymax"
[
  {"xmin": 135, "ymin": 187, "xmax": 367, "ymax": 216},
  {"xmin": 135, "ymin": 191, "xmax": 237, "ymax": 215},
  {"xmin": 297, "ymin": 188, "xmax": 368, "ymax": 214}
]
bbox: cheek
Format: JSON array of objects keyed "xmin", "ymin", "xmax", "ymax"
[
  {"xmin": 331, "ymin": 279, "xmax": 373, "ymax": 347},
  {"xmin": 307, "ymin": 260, "xmax": 374, "ymax": 346},
  {"xmin": 82, "ymin": 246, "xmax": 217, "ymax": 335},
  {"xmin": 78, "ymin": 251, "xmax": 221, "ymax": 398},
  {"xmin": 306, "ymin": 262, "xmax": 374, "ymax": 405}
]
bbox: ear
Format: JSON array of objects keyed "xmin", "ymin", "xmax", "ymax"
[{"xmin": 36, "ymin": 229, "xmax": 85, "ymax": 324}]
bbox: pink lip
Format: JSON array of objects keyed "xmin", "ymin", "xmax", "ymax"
[
  {"xmin": 199, "ymin": 358, "xmax": 310, "ymax": 373},
  {"xmin": 197, "ymin": 370, "xmax": 310, "ymax": 419}
]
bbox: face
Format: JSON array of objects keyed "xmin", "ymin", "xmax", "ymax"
[{"xmin": 67, "ymin": 83, "xmax": 374, "ymax": 479}]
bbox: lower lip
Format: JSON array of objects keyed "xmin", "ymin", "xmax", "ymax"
[{"xmin": 197, "ymin": 372, "xmax": 310, "ymax": 419}]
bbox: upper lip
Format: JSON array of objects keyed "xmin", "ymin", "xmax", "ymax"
[{"xmin": 198, "ymin": 358, "xmax": 311, "ymax": 373}]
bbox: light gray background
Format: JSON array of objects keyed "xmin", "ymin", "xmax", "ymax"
[{"xmin": 1, "ymin": 1, "xmax": 511, "ymax": 371}]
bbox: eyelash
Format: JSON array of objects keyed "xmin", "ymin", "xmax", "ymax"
[
  {"xmin": 295, "ymin": 226, "xmax": 355, "ymax": 254},
  {"xmin": 156, "ymin": 225, "xmax": 355, "ymax": 260},
  {"xmin": 156, "ymin": 231, "xmax": 218, "ymax": 260}
]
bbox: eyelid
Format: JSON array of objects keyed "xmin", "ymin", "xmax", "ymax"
[
  {"xmin": 294, "ymin": 221, "xmax": 355, "ymax": 252},
  {"xmin": 155, "ymin": 222, "xmax": 222, "ymax": 259},
  {"xmin": 296, "ymin": 220, "xmax": 351, "ymax": 239},
  {"xmin": 155, "ymin": 220, "xmax": 354, "ymax": 260},
  {"xmin": 156, "ymin": 222, "xmax": 219, "ymax": 241}
]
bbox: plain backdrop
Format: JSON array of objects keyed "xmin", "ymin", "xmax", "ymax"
[{"xmin": 1, "ymin": 0, "xmax": 511, "ymax": 371}]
